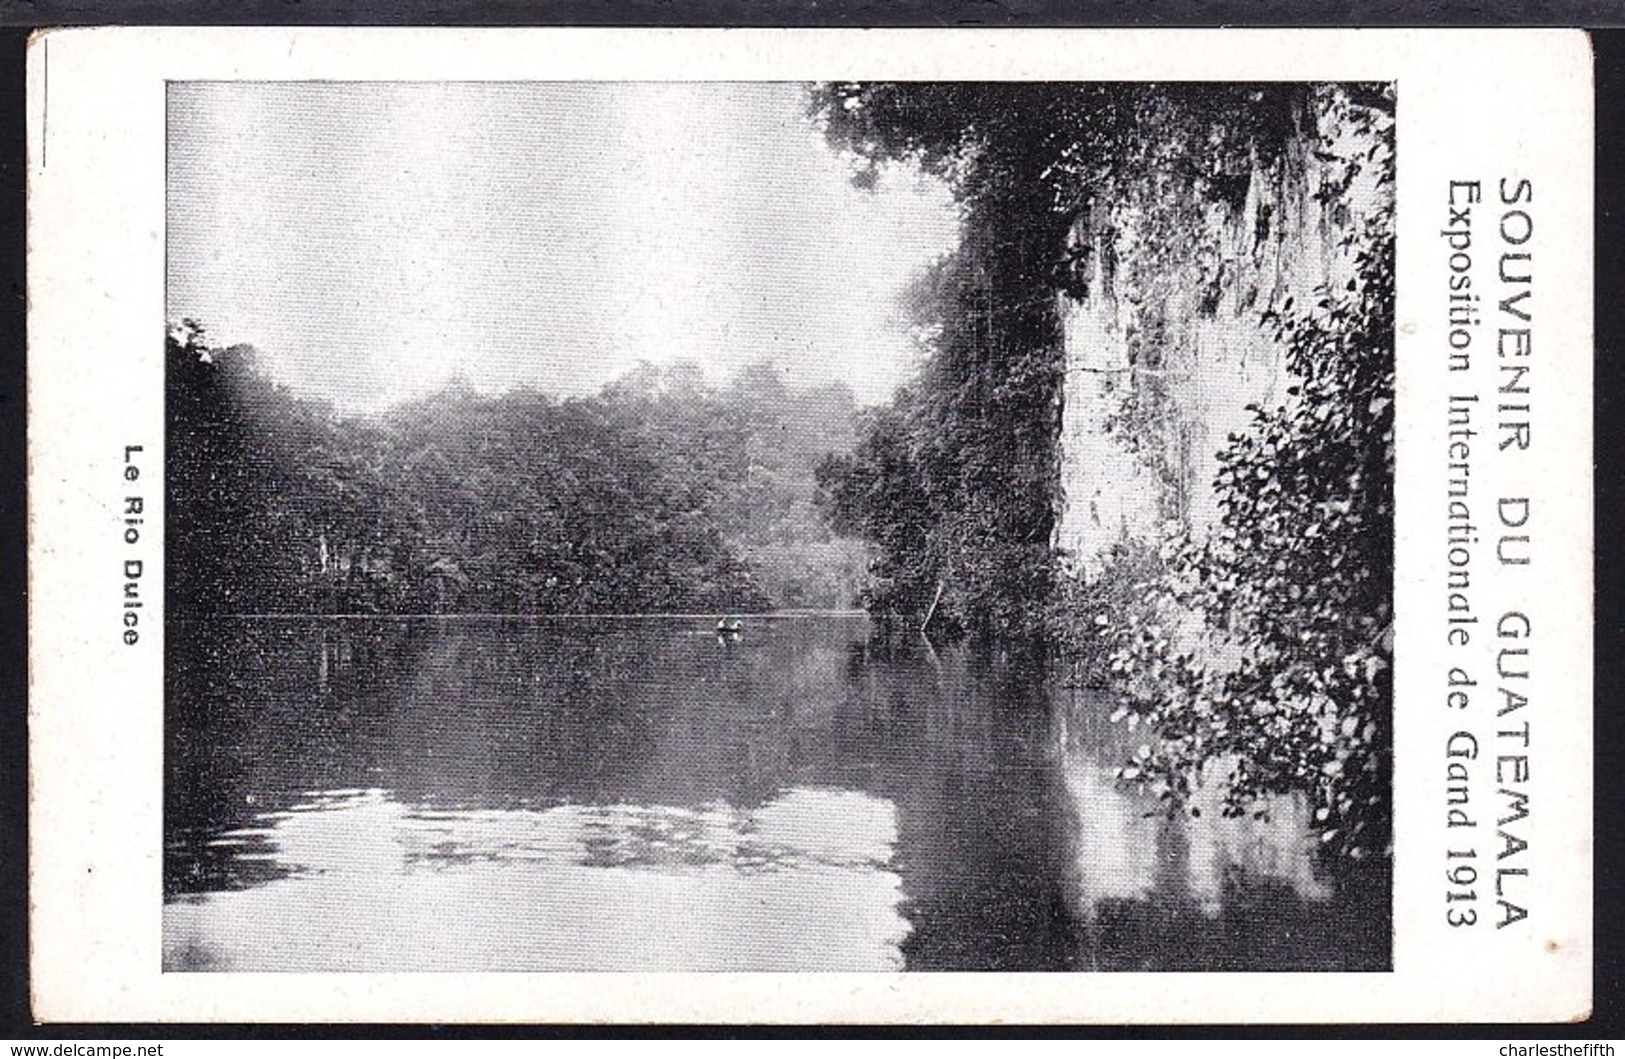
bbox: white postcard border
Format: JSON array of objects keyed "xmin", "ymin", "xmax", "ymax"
[{"xmin": 26, "ymin": 27, "xmax": 1594, "ymax": 1023}]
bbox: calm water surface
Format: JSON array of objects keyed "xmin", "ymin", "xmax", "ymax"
[{"xmin": 164, "ymin": 616, "xmax": 1387, "ymax": 972}]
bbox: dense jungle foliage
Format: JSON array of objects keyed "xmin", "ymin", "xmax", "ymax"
[
  {"xmin": 1104, "ymin": 154, "xmax": 1395, "ymax": 858},
  {"xmin": 1076, "ymin": 88, "xmax": 1396, "ymax": 861},
  {"xmin": 813, "ymin": 82, "xmax": 1394, "ymax": 858},
  {"xmin": 810, "ymin": 82, "xmax": 1317, "ymax": 640},
  {"xmin": 167, "ymin": 320, "xmax": 867, "ymax": 616}
]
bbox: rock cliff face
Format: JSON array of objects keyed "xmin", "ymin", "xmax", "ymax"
[{"xmin": 1054, "ymin": 90, "xmax": 1390, "ymax": 574}]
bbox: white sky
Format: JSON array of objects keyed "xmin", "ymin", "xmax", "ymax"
[{"xmin": 167, "ymin": 81, "xmax": 961, "ymax": 412}]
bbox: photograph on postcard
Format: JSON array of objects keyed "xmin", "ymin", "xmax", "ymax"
[{"xmin": 159, "ymin": 79, "xmax": 1394, "ymax": 974}]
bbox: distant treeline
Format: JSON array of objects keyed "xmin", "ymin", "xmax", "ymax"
[{"xmin": 167, "ymin": 320, "xmax": 867, "ymax": 616}]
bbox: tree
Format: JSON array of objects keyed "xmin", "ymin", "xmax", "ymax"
[
  {"xmin": 809, "ymin": 83, "xmax": 1101, "ymax": 639},
  {"xmin": 1103, "ymin": 88, "xmax": 1396, "ymax": 859}
]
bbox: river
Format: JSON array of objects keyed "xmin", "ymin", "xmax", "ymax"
[{"xmin": 163, "ymin": 615, "xmax": 1387, "ymax": 972}]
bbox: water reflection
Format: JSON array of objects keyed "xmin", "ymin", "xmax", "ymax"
[
  {"xmin": 166, "ymin": 786, "xmax": 906, "ymax": 972},
  {"xmin": 164, "ymin": 617, "xmax": 1387, "ymax": 972}
]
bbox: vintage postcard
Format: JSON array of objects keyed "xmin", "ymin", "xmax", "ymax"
[{"xmin": 25, "ymin": 28, "xmax": 1592, "ymax": 1023}]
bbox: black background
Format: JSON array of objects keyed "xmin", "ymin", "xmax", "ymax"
[{"xmin": 0, "ymin": 5, "xmax": 1618, "ymax": 1040}]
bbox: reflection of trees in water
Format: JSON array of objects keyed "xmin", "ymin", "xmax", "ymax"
[
  {"xmin": 392, "ymin": 794, "xmax": 898, "ymax": 878},
  {"xmin": 166, "ymin": 618, "xmax": 872, "ymax": 894},
  {"xmin": 1083, "ymin": 864, "xmax": 1388, "ymax": 972},
  {"xmin": 1057, "ymin": 719, "xmax": 1390, "ymax": 971},
  {"xmin": 165, "ymin": 618, "xmax": 420, "ymax": 897},
  {"xmin": 838, "ymin": 641, "xmax": 1081, "ymax": 971},
  {"xmin": 167, "ymin": 617, "xmax": 1386, "ymax": 971},
  {"xmin": 164, "ymin": 828, "xmax": 305, "ymax": 899}
]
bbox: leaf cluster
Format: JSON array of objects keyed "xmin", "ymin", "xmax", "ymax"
[{"xmin": 1103, "ymin": 175, "xmax": 1395, "ymax": 860}]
